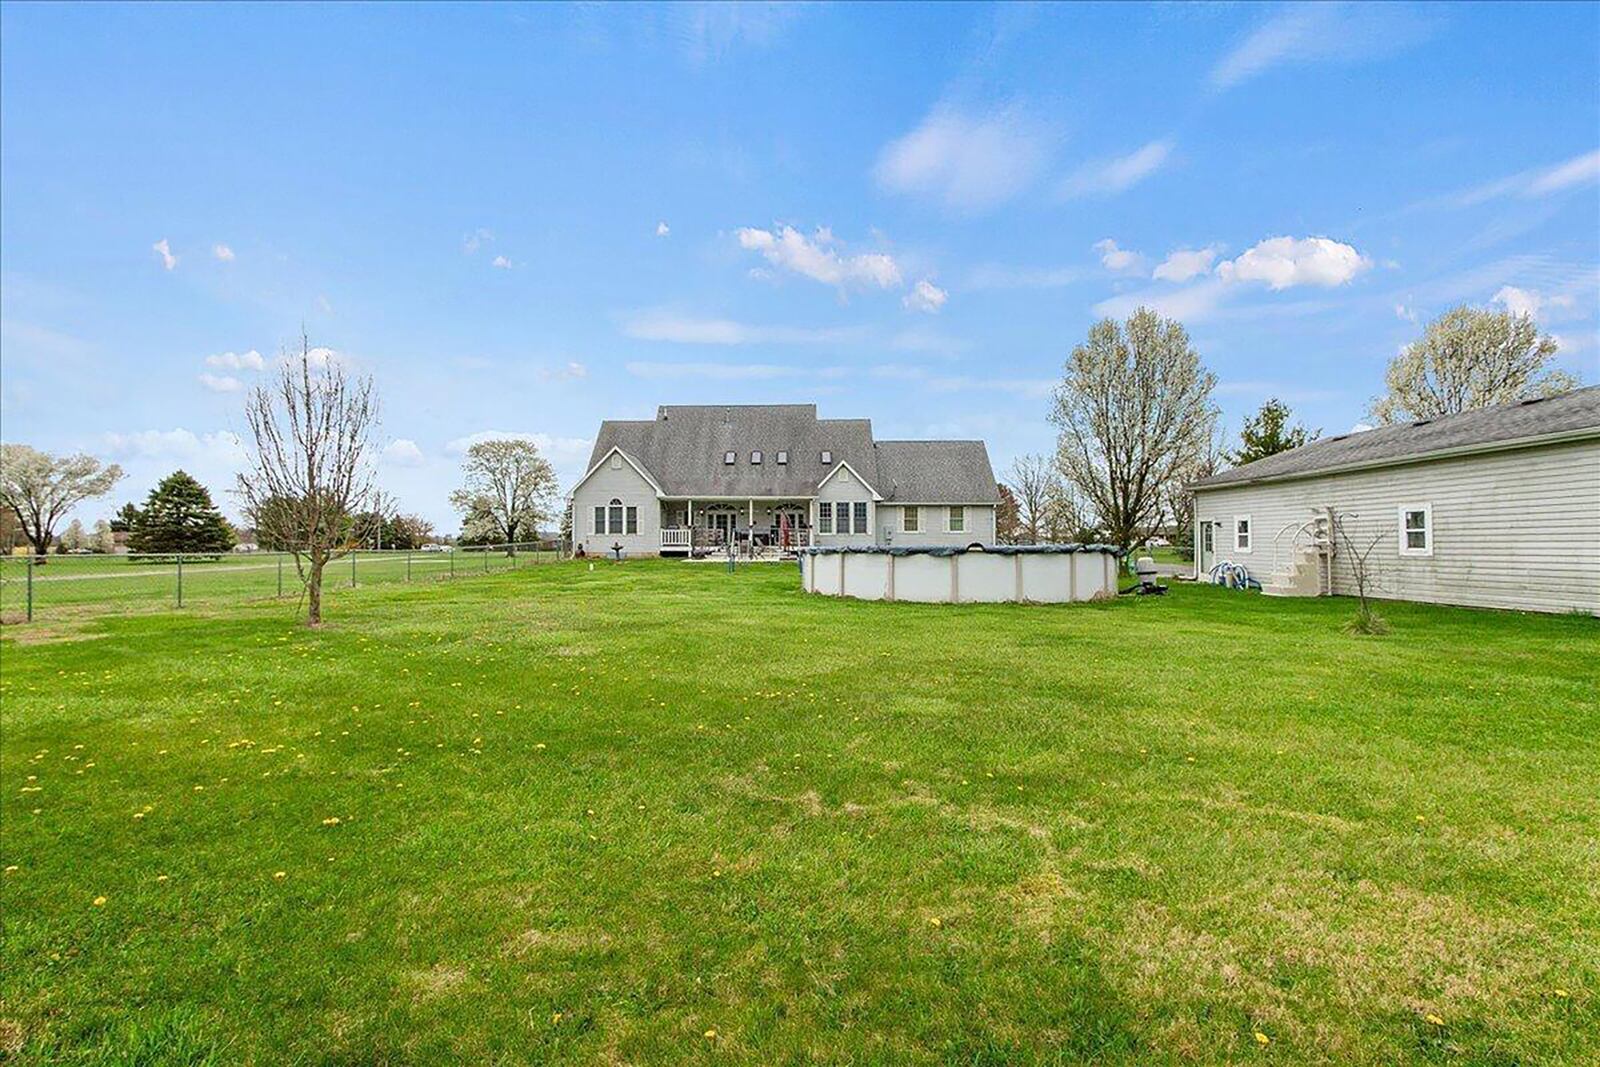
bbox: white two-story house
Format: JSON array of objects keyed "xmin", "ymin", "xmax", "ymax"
[{"xmin": 569, "ymin": 404, "xmax": 1000, "ymax": 557}]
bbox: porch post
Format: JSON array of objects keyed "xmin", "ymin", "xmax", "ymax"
[{"xmin": 748, "ymin": 499, "xmax": 754, "ymax": 554}]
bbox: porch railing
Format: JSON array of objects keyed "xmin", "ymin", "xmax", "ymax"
[{"xmin": 659, "ymin": 527, "xmax": 813, "ymax": 551}]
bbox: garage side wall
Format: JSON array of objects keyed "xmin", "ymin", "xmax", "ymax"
[{"xmin": 1194, "ymin": 438, "xmax": 1600, "ymax": 615}]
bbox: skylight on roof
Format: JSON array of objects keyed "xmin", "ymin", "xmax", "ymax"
[
  {"xmin": 723, "ymin": 451, "xmax": 735, "ymax": 464},
  {"xmin": 820, "ymin": 450, "xmax": 832, "ymax": 465},
  {"xmin": 777, "ymin": 450, "xmax": 788, "ymax": 465},
  {"xmin": 751, "ymin": 450, "xmax": 762, "ymax": 464}
]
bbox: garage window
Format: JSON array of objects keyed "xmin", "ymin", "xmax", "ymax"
[
  {"xmin": 1234, "ymin": 515, "xmax": 1252, "ymax": 553},
  {"xmin": 1398, "ymin": 504, "xmax": 1432, "ymax": 556}
]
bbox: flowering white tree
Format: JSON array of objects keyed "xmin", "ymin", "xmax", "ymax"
[{"xmin": 1371, "ymin": 306, "xmax": 1577, "ymax": 424}]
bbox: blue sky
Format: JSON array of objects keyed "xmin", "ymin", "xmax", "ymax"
[{"xmin": 3, "ymin": 1, "xmax": 1597, "ymax": 531}]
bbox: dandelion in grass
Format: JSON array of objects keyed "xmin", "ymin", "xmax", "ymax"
[
  {"xmin": 1254, "ymin": 1031, "xmax": 1269, "ymax": 1046},
  {"xmin": 1424, "ymin": 1013, "xmax": 1444, "ymax": 1026},
  {"xmin": 92, "ymin": 896, "xmax": 107, "ymax": 907},
  {"xmin": 322, "ymin": 817, "xmax": 341, "ymax": 826}
]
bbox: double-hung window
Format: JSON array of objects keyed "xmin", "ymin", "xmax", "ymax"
[
  {"xmin": 592, "ymin": 506, "xmax": 605, "ymax": 534},
  {"xmin": 1398, "ymin": 504, "xmax": 1432, "ymax": 556},
  {"xmin": 1234, "ymin": 515, "xmax": 1252, "ymax": 553},
  {"xmin": 947, "ymin": 505, "xmax": 965, "ymax": 533},
  {"xmin": 625, "ymin": 506, "xmax": 638, "ymax": 535},
  {"xmin": 852, "ymin": 502, "xmax": 868, "ymax": 534},
  {"xmin": 818, "ymin": 502, "xmax": 834, "ymax": 535},
  {"xmin": 902, "ymin": 506, "xmax": 919, "ymax": 533},
  {"xmin": 607, "ymin": 499, "xmax": 624, "ymax": 536}
]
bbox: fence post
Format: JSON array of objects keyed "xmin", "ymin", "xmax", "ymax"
[
  {"xmin": 176, "ymin": 554, "xmax": 184, "ymax": 608},
  {"xmin": 351, "ymin": 550, "xmax": 357, "ymax": 588},
  {"xmin": 277, "ymin": 554, "xmax": 284, "ymax": 597},
  {"xmin": 26, "ymin": 557, "xmax": 34, "ymax": 622},
  {"xmin": 406, "ymin": 551, "xmax": 412, "ymax": 582},
  {"xmin": 483, "ymin": 548, "xmax": 489, "ymax": 572}
]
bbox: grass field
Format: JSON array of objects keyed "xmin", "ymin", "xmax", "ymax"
[
  {"xmin": 1, "ymin": 561, "xmax": 1596, "ymax": 1064},
  {"xmin": 0, "ymin": 548, "xmax": 560, "ymax": 622}
]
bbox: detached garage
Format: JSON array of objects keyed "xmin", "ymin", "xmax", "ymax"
[{"xmin": 1189, "ymin": 386, "xmax": 1600, "ymax": 616}]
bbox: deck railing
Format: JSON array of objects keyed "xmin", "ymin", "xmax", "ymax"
[{"xmin": 660, "ymin": 527, "xmax": 813, "ymax": 551}]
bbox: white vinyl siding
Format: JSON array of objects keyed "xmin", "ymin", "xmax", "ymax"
[
  {"xmin": 571, "ymin": 458, "xmax": 659, "ymax": 556},
  {"xmin": 1193, "ymin": 438, "xmax": 1600, "ymax": 615}
]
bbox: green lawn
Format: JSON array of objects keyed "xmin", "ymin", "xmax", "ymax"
[
  {"xmin": 0, "ymin": 549, "xmax": 559, "ymax": 622},
  {"xmin": 2, "ymin": 561, "xmax": 1595, "ymax": 1064}
]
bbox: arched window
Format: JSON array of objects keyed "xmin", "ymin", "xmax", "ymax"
[{"xmin": 608, "ymin": 498, "xmax": 624, "ymax": 535}]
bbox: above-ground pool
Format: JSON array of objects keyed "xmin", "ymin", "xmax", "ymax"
[{"xmin": 799, "ymin": 544, "xmax": 1123, "ymax": 604}]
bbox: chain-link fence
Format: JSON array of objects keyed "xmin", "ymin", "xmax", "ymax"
[{"xmin": 0, "ymin": 542, "xmax": 565, "ymax": 623}]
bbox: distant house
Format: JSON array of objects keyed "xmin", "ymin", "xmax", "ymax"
[
  {"xmin": 569, "ymin": 404, "xmax": 1000, "ymax": 557},
  {"xmin": 1188, "ymin": 386, "xmax": 1600, "ymax": 615}
]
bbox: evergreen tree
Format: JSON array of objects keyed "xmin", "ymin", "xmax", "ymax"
[
  {"xmin": 110, "ymin": 502, "xmax": 142, "ymax": 532},
  {"xmin": 128, "ymin": 470, "xmax": 236, "ymax": 555},
  {"xmin": 1227, "ymin": 398, "xmax": 1317, "ymax": 466}
]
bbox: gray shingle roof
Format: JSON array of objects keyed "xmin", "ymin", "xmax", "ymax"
[
  {"xmin": 1192, "ymin": 386, "xmax": 1600, "ymax": 490},
  {"xmin": 874, "ymin": 440, "xmax": 1000, "ymax": 503},
  {"xmin": 582, "ymin": 404, "xmax": 999, "ymax": 502}
]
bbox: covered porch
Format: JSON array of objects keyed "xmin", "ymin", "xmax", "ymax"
[{"xmin": 658, "ymin": 498, "xmax": 814, "ymax": 557}]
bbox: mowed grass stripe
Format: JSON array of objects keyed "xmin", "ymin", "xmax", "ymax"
[{"xmin": 1, "ymin": 561, "xmax": 1595, "ymax": 1064}]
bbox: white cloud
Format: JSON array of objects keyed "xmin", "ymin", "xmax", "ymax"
[
  {"xmin": 1493, "ymin": 285, "xmax": 1575, "ymax": 322},
  {"xmin": 888, "ymin": 327, "xmax": 968, "ymax": 357},
  {"xmin": 1216, "ymin": 236, "xmax": 1370, "ymax": 289},
  {"xmin": 903, "ymin": 279, "xmax": 948, "ymax": 314},
  {"xmin": 672, "ymin": 1, "xmax": 805, "ymax": 64},
  {"xmin": 316, "ymin": 295, "xmax": 334, "ymax": 315},
  {"xmin": 212, "ymin": 243, "xmax": 235, "ymax": 262},
  {"xmin": 625, "ymin": 361, "xmax": 807, "ymax": 381},
  {"xmin": 873, "ymin": 105, "xmax": 1049, "ymax": 212},
  {"xmin": 622, "ymin": 312, "xmax": 855, "ymax": 346},
  {"xmin": 198, "ymin": 373, "xmax": 242, "ymax": 393},
  {"xmin": 205, "ymin": 349, "xmax": 265, "ymax": 371},
  {"xmin": 656, "ymin": 221, "xmax": 671, "ymax": 237},
  {"xmin": 445, "ymin": 431, "xmax": 593, "ymax": 458},
  {"xmin": 1153, "ymin": 246, "xmax": 1221, "ymax": 283},
  {"xmin": 1436, "ymin": 150, "xmax": 1600, "ymax": 209},
  {"xmin": 152, "ymin": 238, "xmax": 177, "ymax": 271},
  {"xmin": 102, "ymin": 428, "xmax": 243, "ymax": 461},
  {"xmin": 491, "ymin": 254, "xmax": 514, "ymax": 269},
  {"xmin": 964, "ymin": 263, "xmax": 1092, "ymax": 290},
  {"xmin": 1093, "ymin": 238, "xmax": 1145, "ymax": 274},
  {"xmin": 463, "ymin": 228, "xmax": 494, "ymax": 254},
  {"xmin": 1094, "ymin": 278, "xmax": 1232, "ymax": 323},
  {"xmin": 381, "ymin": 439, "xmax": 426, "ymax": 467},
  {"xmin": 1209, "ymin": 3, "xmax": 1435, "ymax": 90},
  {"xmin": 1393, "ymin": 302, "xmax": 1418, "ymax": 322},
  {"xmin": 541, "ymin": 360, "xmax": 588, "ymax": 380},
  {"xmin": 1059, "ymin": 140, "xmax": 1172, "ymax": 199},
  {"xmin": 735, "ymin": 225, "xmax": 901, "ymax": 290}
]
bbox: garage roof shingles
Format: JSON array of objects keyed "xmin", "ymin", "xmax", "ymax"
[{"xmin": 1192, "ymin": 386, "xmax": 1600, "ymax": 489}]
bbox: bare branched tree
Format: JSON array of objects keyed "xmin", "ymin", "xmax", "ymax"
[
  {"xmin": 0, "ymin": 444, "xmax": 124, "ymax": 558},
  {"xmin": 237, "ymin": 334, "xmax": 379, "ymax": 626},
  {"xmin": 1331, "ymin": 508, "xmax": 1390, "ymax": 635},
  {"xmin": 1164, "ymin": 422, "xmax": 1227, "ymax": 559},
  {"xmin": 1050, "ymin": 307, "xmax": 1219, "ymax": 550},
  {"xmin": 1006, "ymin": 454, "xmax": 1057, "ymax": 545}
]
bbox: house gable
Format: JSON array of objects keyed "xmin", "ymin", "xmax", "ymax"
[{"xmin": 569, "ymin": 446, "xmax": 664, "ymax": 499}]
